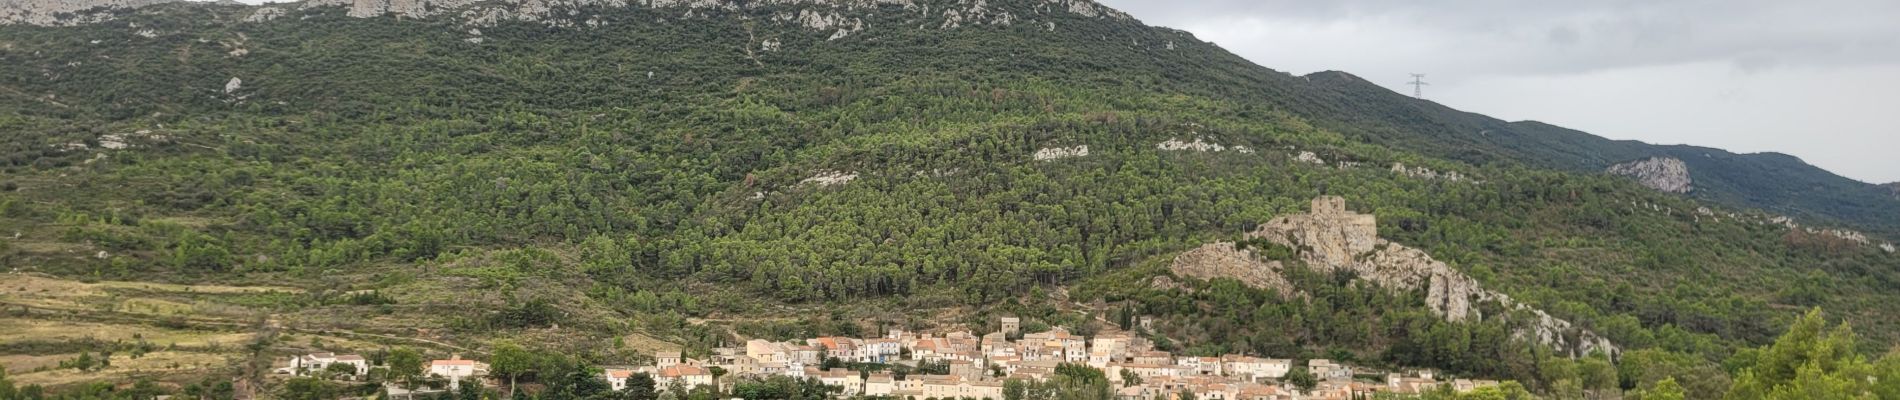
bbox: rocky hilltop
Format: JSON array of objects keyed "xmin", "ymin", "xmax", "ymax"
[
  {"xmin": 1173, "ymin": 196, "xmax": 1619, "ymax": 358},
  {"xmin": 1885, "ymin": 182, "xmax": 1899, "ymax": 200},
  {"xmin": 0, "ymin": 0, "xmax": 175, "ymax": 26},
  {"xmin": 3, "ymin": 0, "xmax": 1131, "ymax": 30},
  {"xmin": 1168, "ymin": 242, "xmax": 1294, "ymax": 296},
  {"xmin": 1607, "ymin": 157, "xmax": 1693, "ymax": 194}
]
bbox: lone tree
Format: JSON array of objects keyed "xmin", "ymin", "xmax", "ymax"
[
  {"xmin": 386, "ymin": 348, "xmax": 424, "ymax": 394},
  {"xmin": 490, "ymin": 341, "xmax": 537, "ymax": 396},
  {"xmin": 1285, "ymin": 368, "xmax": 1318, "ymax": 394}
]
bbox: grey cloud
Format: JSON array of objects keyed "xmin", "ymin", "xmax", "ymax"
[{"xmin": 1096, "ymin": 0, "xmax": 1900, "ymax": 183}]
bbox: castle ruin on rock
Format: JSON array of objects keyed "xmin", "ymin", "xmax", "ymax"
[{"xmin": 1200, "ymin": 196, "xmax": 1620, "ymax": 358}]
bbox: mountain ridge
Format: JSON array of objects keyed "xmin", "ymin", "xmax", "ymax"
[
  {"xmin": 3, "ymin": 0, "xmax": 1900, "ymax": 394},
  {"xmin": 1288, "ymin": 69, "xmax": 1899, "ymax": 236}
]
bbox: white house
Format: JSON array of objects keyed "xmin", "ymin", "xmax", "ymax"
[
  {"xmin": 606, "ymin": 369, "xmax": 637, "ymax": 391},
  {"xmin": 429, "ymin": 357, "xmax": 489, "ymax": 390},
  {"xmin": 284, "ymin": 353, "xmax": 369, "ymax": 377}
]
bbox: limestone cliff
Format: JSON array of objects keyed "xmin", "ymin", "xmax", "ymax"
[
  {"xmin": 1608, "ymin": 157, "xmax": 1693, "ymax": 194},
  {"xmin": 1182, "ymin": 196, "xmax": 1619, "ymax": 358},
  {"xmin": 0, "ymin": 0, "xmax": 177, "ymax": 26},
  {"xmin": 1167, "ymin": 242, "xmax": 1293, "ymax": 297},
  {"xmin": 5, "ymin": 0, "xmax": 1132, "ymax": 31}
]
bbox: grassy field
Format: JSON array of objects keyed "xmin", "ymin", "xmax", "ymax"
[{"xmin": 0, "ymin": 270, "xmax": 691, "ymax": 392}]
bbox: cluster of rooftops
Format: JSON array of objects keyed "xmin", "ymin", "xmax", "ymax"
[
  {"xmin": 596, "ymin": 317, "xmax": 1499, "ymax": 399},
  {"xmin": 281, "ymin": 317, "xmax": 1499, "ymax": 399}
]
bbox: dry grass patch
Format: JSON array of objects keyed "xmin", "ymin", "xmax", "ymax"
[
  {"xmin": 0, "ymin": 319, "xmax": 252, "ymax": 347},
  {"xmin": 7, "ymin": 351, "xmax": 231, "ymax": 386}
]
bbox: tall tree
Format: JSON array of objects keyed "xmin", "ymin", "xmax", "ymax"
[
  {"xmin": 386, "ymin": 348, "xmax": 425, "ymax": 395},
  {"xmin": 490, "ymin": 341, "xmax": 536, "ymax": 396}
]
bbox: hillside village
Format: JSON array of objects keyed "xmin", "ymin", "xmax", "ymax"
[{"xmin": 282, "ymin": 316, "xmax": 1500, "ymax": 399}]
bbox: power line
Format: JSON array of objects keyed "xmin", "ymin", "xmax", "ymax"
[{"xmin": 1409, "ymin": 73, "xmax": 1429, "ymax": 98}]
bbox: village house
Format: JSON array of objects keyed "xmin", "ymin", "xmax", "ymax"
[
  {"xmin": 1385, "ymin": 370, "xmax": 1439, "ymax": 394},
  {"xmin": 429, "ymin": 356, "xmax": 488, "ymax": 390},
  {"xmin": 1308, "ymin": 359, "xmax": 1352, "ymax": 381},
  {"xmin": 1131, "ymin": 350, "xmax": 1173, "ymax": 366},
  {"xmin": 864, "ymin": 338, "xmax": 901, "ymax": 362},
  {"xmin": 792, "ymin": 345, "xmax": 824, "ymax": 365},
  {"xmin": 753, "ymin": 361, "xmax": 789, "ymax": 376},
  {"xmin": 656, "ymin": 351, "xmax": 683, "ymax": 368},
  {"xmin": 809, "ymin": 337, "xmax": 858, "ymax": 362},
  {"xmin": 1221, "ymin": 356, "xmax": 1291, "ymax": 381},
  {"xmin": 1178, "ymin": 356, "xmax": 1222, "ymax": 376},
  {"xmin": 809, "ymin": 367, "xmax": 863, "ymax": 395},
  {"xmin": 605, "ymin": 369, "xmax": 637, "ymax": 391},
  {"xmin": 910, "ymin": 338, "xmax": 944, "ymax": 362},
  {"xmin": 657, "ymin": 364, "xmax": 713, "ymax": 389},
  {"xmin": 746, "ymin": 339, "xmax": 791, "ymax": 364},
  {"xmin": 282, "ymin": 352, "xmax": 369, "ymax": 377},
  {"xmin": 864, "ymin": 373, "xmax": 896, "ymax": 396}
]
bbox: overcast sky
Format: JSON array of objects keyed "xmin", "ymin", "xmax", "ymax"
[{"xmin": 1097, "ymin": 0, "xmax": 1900, "ymax": 184}]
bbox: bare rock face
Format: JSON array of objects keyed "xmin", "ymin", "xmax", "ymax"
[
  {"xmin": 325, "ymin": 0, "xmax": 1126, "ymax": 30},
  {"xmin": 1168, "ymin": 242, "xmax": 1294, "ymax": 297},
  {"xmin": 1248, "ymin": 196, "xmax": 1376, "ymax": 269},
  {"xmin": 1884, "ymin": 182, "xmax": 1899, "ymax": 200},
  {"xmin": 1033, "ymin": 145, "xmax": 1088, "ymax": 161},
  {"xmin": 1228, "ymin": 196, "xmax": 1619, "ymax": 358},
  {"xmin": 1, "ymin": 0, "xmax": 177, "ymax": 26},
  {"xmin": 1608, "ymin": 157, "xmax": 1692, "ymax": 194}
]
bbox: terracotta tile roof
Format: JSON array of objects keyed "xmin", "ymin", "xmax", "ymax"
[{"xmin": 660, "ymin": 365, "xmax": 708, "ymax": 377}]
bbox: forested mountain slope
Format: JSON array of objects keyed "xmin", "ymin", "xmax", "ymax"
[
  {"xmin": 1287, "ymin": 71, "xmax": 1900, "ymax": 237},
  {"xmin": 0, "ymin": 0, "xmax": 1896, "ymax": 396}
]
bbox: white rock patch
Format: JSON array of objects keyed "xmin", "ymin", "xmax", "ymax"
[
  {"xmin": 1034, "ymin": 145, "xmax": 1088, "ymax": 161},
  {"xmin": 1156, "ymin": 138, "xmax": 1225, "ymax": 152},
  {"xmin": 246, "ymin": 7, "xmax": 284, "ymax": 22},
  {"xmin": 1293, "ymin": 151, "xmax": 1324, "ymax": 165},
  {"xmin": 1607, "ymin": 157, "xmax": 1693, "ymax": 194},
  {"xmin": 800, "ymin": 170, "xmax": 857, "ymax": 187},
  {"xmin": 224, "ymin": 77, "xmax": 243, "ymax": 94}
]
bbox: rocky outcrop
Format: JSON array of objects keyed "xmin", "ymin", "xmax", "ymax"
[
  {"xmin": 1168, "ymin": 242, "xmax": 1293, "ymax": 297},
  {"xmin": 799, "ymin": 170, "xmax": 857, "ymax": 187},
  {"xmin": 5, "ymin": 0, "xmax": 1129, "ymax": 27},
  {"xmin": 0, "ymin": 0, "xmax": 177, "ymax": 26},
  {"xmin": 1885, "ymin": 182, "xmax": 1900, "ymax": 200},
  {"xmin": 1214, "ymin": 196, "xmax": 1619, "ymax": 358},
  {"xmin": 1034, "ymin": 145, "xmax": 1088, "ymax": 161},
  {"xmin": 1156, "ymin": 138, "xmax": 1224, "ymax": 152},
  {"xmin": 1390, "ymin": 163, "xmax": 1470, "ymax": 183},
  {"xmin": 1608, "ymin": 157, "xmax": 1692, "ymax": 194}
]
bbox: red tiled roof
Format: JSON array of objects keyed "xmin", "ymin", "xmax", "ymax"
[{"xmin": 660, "ymin": 365, "xmax": 708, "ymax": 377}]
